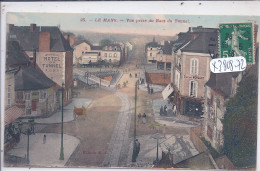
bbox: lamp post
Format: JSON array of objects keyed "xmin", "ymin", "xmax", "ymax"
[
  {"xmin": 18, "ymin": 119, "xmax": 35, "ymax": 165},
  {"xmin": 152, "ymin": 131, "xmax": 164, "ymax": 167},
  {"xmin": 59, "ymin": 82, "xmax": 64, "ymax": 160},
  {"xmin": 132, "ymin": 81, "xmax": 138, "ymax": 162}
]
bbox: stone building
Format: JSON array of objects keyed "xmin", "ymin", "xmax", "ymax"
[
  {"xmin": 203, "ymin": 73, "xmax": 241, "ymax": 152},
  {"xmin": 8, "ymin": 23, "xmax": 73, "ymax": 103},
  {"xmin": 145, "ymin": 40, "xmax": 162, "ymax": 64},
  {"xmin": 170, "ymin": 27, "xmax": 219, "ymax": 118}
]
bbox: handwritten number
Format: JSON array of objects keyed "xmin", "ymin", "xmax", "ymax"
[
  {"xmin": 218, "ymin": 60, "xmax": 222, "ymax": 72},
  {"xmin": 241, "ymin": 59, "xmax": 245, "ymax": 70}
]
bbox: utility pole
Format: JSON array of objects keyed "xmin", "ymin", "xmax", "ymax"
[
  {"xmin": 132, "ymin": 81, "xmax": 137, "ymax": 162},
  {"xmin": 59, "ymin": 82, "xmax": 64, "ymax": 160}
]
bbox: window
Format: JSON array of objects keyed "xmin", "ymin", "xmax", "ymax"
[
  {"xmin": 109, "ymin": 53, "xmax": 112, "ymax": 57},
  {"xmin": 189, "ymin": 80, "xmax": 197, "ymax": 97},
  {"xmin": 190, "ymin": 58, "xmax": 198, "ymax": 75},
  {"xmin": 25, "ymin": 91, "xmax": 31, "ymax": 100},
  {"xmin": 114, "ymin": 53, "xmax": 117, "ymax": 57},
  {"xmin": 40, "ymin": 90, "xmax": 47, "ymax": 99},
  {"xmin": 16, "ymin": 91, "xmax": 23, "ymax": 100},
  {"xmin": 150, "ymin": 53, "xmax": 152, "ymax": 57},
  {"xmin": 104, "ymin": 53, "xmax": 107, "ymax": 57}
]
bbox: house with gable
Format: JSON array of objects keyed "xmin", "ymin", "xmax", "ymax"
[
  {"xmin": 170, "ymin": 27, "xmax": 219, "ymax": 118},
  {"xmin": 8, "ymin": 23, "xmax": 73, "ymax": 104}
]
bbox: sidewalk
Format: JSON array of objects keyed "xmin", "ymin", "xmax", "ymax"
[
  {"xmin": 152, "ymin": 98, "xmax": 200, "ymax": 128},
  {"xmin": 32, "ymin": 98, "xmax": 92, "ymax": 124},
  {"xmin": 126, "ymin": 134, "xmax": 199, "ymax": 168},
  {"xmin": 6, "ymin": 133, "xmax": 80, "ymax": 167}
]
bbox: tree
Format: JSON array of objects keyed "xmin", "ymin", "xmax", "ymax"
[
  {"xmin": 223, "ymin": 75, "xmax": 258, "ymax": 168},
  {"xmin": 99, "ymin": 39, "xmax": 111, "ymax": 46}
]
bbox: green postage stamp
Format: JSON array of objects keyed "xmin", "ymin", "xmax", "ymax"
[{"xmin": 219, "ymin": 22, "xmax": 255, "ymax": 64}]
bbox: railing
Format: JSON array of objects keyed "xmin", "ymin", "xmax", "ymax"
[{"xmin": 74, "ymin": 68, "xmax": 110, "ymax": 87}]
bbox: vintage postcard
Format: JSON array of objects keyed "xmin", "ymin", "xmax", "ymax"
[{"xmin": 1, "ymin": 2, "xmax": 260, "ymax": 171}]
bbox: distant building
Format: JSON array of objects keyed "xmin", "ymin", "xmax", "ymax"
[
  {"xmin": 156, "ymin": 41, "xmax": 174, "ymax": 70},
  {"xmin": 8, "ymin": 24, "xmax": 73, "ymax": 103},
  {"xmin": 170, "ymin": 27, "xmax": 219, "ymax": 118},
  {"xmin": 101, "ymin": 45, "xmax": 122, "ymax": 65},
  {"xmin": 73, "ymin": 41, "xmax": 122, "ymax": 66},
  {"xmin": 63, "ymin": 32, "xmax": 76, "ymax": 46},
  {"xmin": 145, "ymin": 41, "xmax": 162, "ymax": 64}
]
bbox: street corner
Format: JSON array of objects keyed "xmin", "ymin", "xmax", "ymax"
[{"xmin": 7, "ymin": 133, "xmax": 80, "ymax": 167}]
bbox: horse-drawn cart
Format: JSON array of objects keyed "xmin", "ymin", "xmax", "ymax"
[{"xmin": 74, "ymin": 106, "xmax": 87, "ymax": 120}]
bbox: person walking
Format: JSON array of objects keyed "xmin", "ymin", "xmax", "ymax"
[
  {"xmin": 138, "ymin": 113, "xmax": 142, "ymax": 124},
  {"xmin": 135, "ymin": 139, "xmax": 140, "ymax": 159},
  {"xmin": 142, "ymin": 113, "xmax": 147, "ymax": 124},
  {"xmin": 43, "ymin": 134, "xmax": 46, "ymax": 144}
]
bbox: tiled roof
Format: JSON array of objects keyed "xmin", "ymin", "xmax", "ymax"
[
  {"xmin": 205, "ymin": 72, "xmax": 233, "ymax": 97},
  {"xmin": 9, "ymin": 25, "xmax": 73, "ymax": 52},
  {"xmin": 15, "ymin": 66, "xmax": 56, "ymax": 91},
  {"xmin": 5, "ymin": 105, "xmax": 24, "ymax": 126},
  {"xmin": 92, "ymin": 46, "xmax": 103, "ymax": 50},
  {"xmin": 6, "ymin": 41, "xmax": 30, "ymax": 67},
  {"xmin": 181, "ymin": 31, "xmax": 218, "ymax": 54}
]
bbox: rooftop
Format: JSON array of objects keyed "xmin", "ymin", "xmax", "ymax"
[
  {"xmin": 8, "ymin": 24, "xmax": 73, "ymax": 52},
  {"xmin": 6, "ymin": 41, "xmax": 30, "ymax": 68},
  {"xmin": 205, "ymin": 72, "xmax": 233, "ymax": 98},
  {"xmin": 15, "ymin": 66, "xmax": 56, "ymax": 91}
]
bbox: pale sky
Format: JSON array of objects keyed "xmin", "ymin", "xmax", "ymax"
[{"xmin": 7, "ymin": 13, "xmax": 260, "ymax": 36}]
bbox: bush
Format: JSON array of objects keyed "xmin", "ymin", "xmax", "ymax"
[{"xmin": 223, "ymin": 75, "xmax": 257, "ymax": 167}]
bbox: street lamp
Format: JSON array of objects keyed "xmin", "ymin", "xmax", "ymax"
[
  {"xmin": 152, "ymin": 131, "xmax": 164, "ymax": 167},
  {"xmin": 59, "ymin": 82, "xmax": 64, "ymax": 160},
  {"xmin": 132, "ymin": 81, "xmax": 138, "ymax": 162},
  {"xmin": 17, "ymin": 119, "xmax": 35, "ymax": 164}
]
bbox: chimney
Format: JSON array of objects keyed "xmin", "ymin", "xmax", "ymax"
[
  {"xmin": 9, "ymin": 24, "xmax": 14, "ymax": 31},
  {"xmin": 39, "ymin": 32, "xmax": 50, "ymax": 52},
  {"xmin": 30, "ymin": 24, "xmax": 36, "ymax": 32}
]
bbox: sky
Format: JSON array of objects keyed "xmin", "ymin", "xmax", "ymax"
[{"xmin": 6, "ymin": 13, "xmax": 260, "ymax": 36}]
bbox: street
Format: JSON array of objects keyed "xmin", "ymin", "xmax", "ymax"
[{"xmin": 6, "ymin": 38, "xmax": 211, "ymax": 168}]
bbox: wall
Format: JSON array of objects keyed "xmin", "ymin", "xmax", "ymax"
[
  {"xmin": 180, "ymin": 54, "xmax": 210, "ymax": 98},
  {"xmin": 35, "ymin": 52, "xmax": 65, "ymax": 87},
  {"xmin": 5, "ymin": 71, "xmax": 15, "ymax": 109},
  {"xmin": 73, "ymin": 42, "xmax": 91, "ymax": 59}
]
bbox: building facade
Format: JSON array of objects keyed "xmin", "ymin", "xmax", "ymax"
[
  {"xmin": 171, "ymin": 27, "xmax": 218, "ymax": 118},
  {"xmin": 8, "ymin": 23, "xmax": 73, "ymax": 103}
]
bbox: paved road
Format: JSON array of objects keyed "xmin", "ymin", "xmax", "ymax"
[{"xmin": 102, "ymin": 92, "xmax": 133, "ymax": 167}]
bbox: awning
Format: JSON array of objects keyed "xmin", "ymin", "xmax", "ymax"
[
  {"xmin": 162, "ymin": 83, "xmax": 174, "ymax": 100},
  {"xmin": 4, "ymin": 106, "xmax": 24, "ymax": 126}
]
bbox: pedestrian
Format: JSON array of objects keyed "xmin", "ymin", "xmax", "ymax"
[
  {"xmin": 138, "ymin": 113, "xmax": 142, "ymax": 124},
  {"xmin": 135, "ymin": 139, "xmax": 140, "ymax": 158},
  {"xmin": 164, "ymin": 105, "xmax": 167, "ymax": 115},
  {"xmin": 148, "ymin": 87, "xmax": 150, "ymax": 94},
  {"xmin": 151, "ymin": 88, "xmax": 153, "ymax": 94},
  {"xmin": 129, "ymin": 73, "xmax": 132, "ymax": 78},
  {"xmin": 142, "ymin": 113, "xmax": 147, "ymax": 124},
  {"xmin": 160, "ymin": 105, "xmax": 163, "ymax": 115},
  {"xmin": 43, "ymin": 134, "xmax": 46, "ymax": 144}
]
